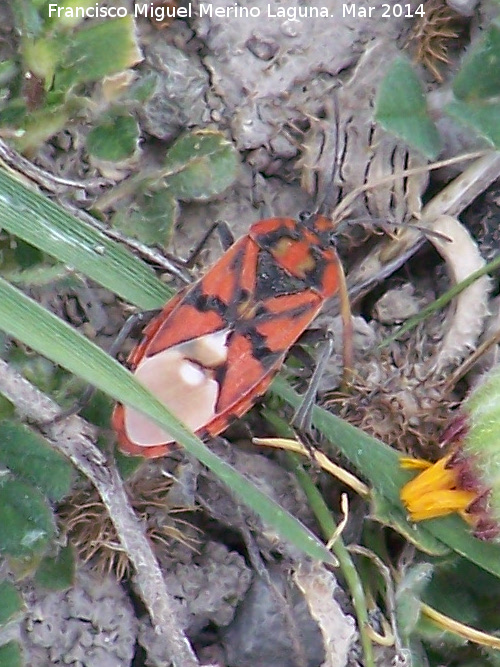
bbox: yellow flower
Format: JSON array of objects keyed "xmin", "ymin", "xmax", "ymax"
[
  {"xmin": 400, "ymin": 455, "xmax": 477, "ymax": 523},
  {"xmin": 400, "ymin": 366, "xmax": 500, "ymax": 542}
]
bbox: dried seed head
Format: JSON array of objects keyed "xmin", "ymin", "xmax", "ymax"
[{"xmin": 407, "ymin": 0, "xmax": 462, "ymax": 82}]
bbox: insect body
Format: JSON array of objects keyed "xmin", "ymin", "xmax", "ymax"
[{"xmin": 112, "ymin": 214, "xmax": 345, "ymax": 458}]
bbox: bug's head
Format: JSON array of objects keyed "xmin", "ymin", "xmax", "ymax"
[{"xmin": 298, "ymin": 210, "xmax": 337, "ymax": 247}]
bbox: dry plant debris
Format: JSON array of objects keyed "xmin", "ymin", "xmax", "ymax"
[
  {"xmin": 407, "ymin": 0, "xmax": 463, "ymax": 81},
  {"xmin": 58, "ymin": 472, "xmax": 199, "ymax": 581}
]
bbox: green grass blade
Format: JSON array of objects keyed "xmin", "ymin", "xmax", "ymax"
[
  {"xmin": 379, "ymin": 253, "xmax": 500, "ymax": 349},
  {"xmin": 0, "ymin": 277, "xmax": 332, "ymax": 564},
  {"xmin": 0, "ymin": 169, "xmax": 170, "ymax": 308},
  {"xmin": 271, "ymin": 377, "xmax": 500, "ymax": 579}
]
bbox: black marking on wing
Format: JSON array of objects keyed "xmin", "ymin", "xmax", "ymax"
[
  {"xmin": 245, "ymin": 326, "xmax": 282, "ymax": 364},
  {"xmin": 254, "ymin": 224, "xmax": 303, "ymax": 248},
  {"xmin": 254, "ymin": 248, "xmax": 308, "ymax": 300},
  {"xmin": 184, "ymin": 284, "xmax": 228, "ymax": 317},
  {"xmin": 301, "ymin": 246, "xmax": 331, "ymax": 291},
  {"xmin": 249, "ymin": 298, "xmax": 318, "ymax": 327}
]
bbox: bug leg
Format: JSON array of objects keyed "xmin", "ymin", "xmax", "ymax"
[
  {"xmin": 107, "ymin": 309, "xmax": 160, "ymax": 358},
  {"xmin": 178, "ymin": 219, "xmax": 235, "ymax": 270},
  {"xmin": 180, "ymin": 221, "xmax": 221, "ymax": 268},
  {"xmin": 214, "ymin": 219, "xmax": 235, "ymax": 251},
  {"xmin": 293, "ymin": 257, "xmax": 353, "ymax": 432},
  {"xmin": 37, "ymin": 310, "xmax": 161, "ymax": 426},
  {"xmin": 292, "ymin": 332, "xmax": 335, "ymax": 433}
]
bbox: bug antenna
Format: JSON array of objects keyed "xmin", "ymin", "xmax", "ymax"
[
  {"xmin": 335, "ymin": 215, "xmax": 453, "ymax": 243},
  {"xmin": 315, "ymin": 94, "xmax": 342, "ymax": 219}
]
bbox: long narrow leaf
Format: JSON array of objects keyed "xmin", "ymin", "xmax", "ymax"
[
  {"xmin": 0, "ymin": 277, "xmax": 332, "ymax": 564},
  {"xmin": 0, "ymin": 169, "xmax": 169, "ymax": 308}
]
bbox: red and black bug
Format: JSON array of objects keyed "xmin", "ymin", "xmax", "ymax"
[{"xmin": 112, "ymin": 213, "xmax": 350, "ymax": 458}]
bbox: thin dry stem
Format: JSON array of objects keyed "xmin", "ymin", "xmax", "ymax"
[
  {"xmin": 421, "ymin": 602, "xmax": 500, "ymax": 649},
  {"xmin": 0, "ymin": 358, "xmax": 200, "ymax": 667}
]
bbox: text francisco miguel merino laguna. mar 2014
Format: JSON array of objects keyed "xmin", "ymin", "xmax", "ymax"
[{"xmin": 47, "ymin": 3, "xmax": 424, "ymax": 22}]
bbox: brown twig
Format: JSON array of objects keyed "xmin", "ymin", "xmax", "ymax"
[
  {"xmin": 0, "ymin": 138, "xmax": 191, "ymax": 283},
  {"xmin": 0, "ymin": 358, "xmax": 200, "ymax": 667},
  {"xmin": 62, "ymin": 201, "xmax": 192, "ymax": 283},
  {"xmin": 0, "ymin": 137, "xmax": 104, "ymax": 192}
]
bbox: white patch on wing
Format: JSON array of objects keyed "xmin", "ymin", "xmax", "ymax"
[
  {"xmin": 124, "ymin": 329, "xmax": 231, "ymax": 447},
  {"xmin": 179, "ymin": 329, "xmax": 230, "ymax": 367},
  {"xmin": 179, "ymin": 361, "xmax": 205, "ymax": 386}
]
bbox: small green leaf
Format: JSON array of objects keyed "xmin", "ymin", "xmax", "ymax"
[
  {"xmin": 0, "ymin": 641, "xmax": 23, "ymax": 667},
  {"xmin": 0, "ymin": 476, "xmax": 55, "ymax": 558},
  {"xmin": 114, "ymin": 449, "xmax": 144, "ymax": 480},
  {"xmin": 163, "ymin": 130, "xmax": 239, "ymax": 201},
  {"xmin": 14, "ymin": 107, "xmax": 70, "ymax": 155},
  {"xmin": 446, "ymin": 21, "xmax": 500, "ymax": 149},
  {"xmin": 23, "ymin": 37, "xmax": 58, "ymax": 84},
  {"xmin": 87, "ymin": 113, "xmax": 139, "ymax": 162},
  {"xmin": 13, "ymin": 239, "xmax": 43, "ymax": 269},
  {"xmin": 112, "ymin": 189, "xmax": 179, "ymax": 246},
  {"xmin": 0, "ymin": 581, "xmax": 24, "ymax": 626},
  {"xmin": 11, "ymin": 0, "xmax": 43, "ymax": 38},
  {"xmin": 446, "ymin": 99, "xmax": 500, "ymax": 149},
  {"xmin": 56, "ymin": 16, "xmax": 142, "ymax": 89},
  {"xmin": 45, "ymin": 0, "xmax": 103, "ymax": 29},
  {"xmin": 0, "ymin": 61, "xmax": 18, "ymax": 87},
  {"xmin": 35, "ymin": 545, "xmax": 75, "ymax": 590},
  {"xmin": 7, "ymin": 354, "xmax": 59, "ymax": 395},
  {"xmin": 0, "ymin": 421, "xmax": 73, "ymax": 502},
  {"xmin": 80, "ymin": 390, "xmax": 113, "ymax": 429},
  {"xmin": 0, "ymin": 100, "xmax": 28, "ymax": 129},
  {"xmin": 375, "ymin": 56, "xmax": 442, "ymax": 159},
  {"xmin": 453, "ymin": 22, "xmax": 500, "ymax": 101}
]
